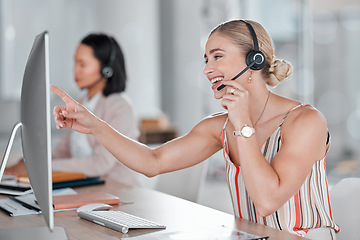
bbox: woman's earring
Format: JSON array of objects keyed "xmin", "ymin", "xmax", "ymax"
[{"xmin": 248, "ymin": 73, "xmax": 252, "ymax": 83}]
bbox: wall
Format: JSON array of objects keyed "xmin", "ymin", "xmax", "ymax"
[
  {"xmin": 0, "ymin": 0, "xmax": 161, "ymax": 166},
  {"xmin": 0, "ymin": 0, "xmax": 161, "ymax": 128},
  {"xmin": 160, "ymin": 0, "xmax": 210, "ymax": 135}
]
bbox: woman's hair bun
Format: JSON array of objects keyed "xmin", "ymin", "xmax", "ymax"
[{"xmin": 267, "ymin": 58, "xmax": 293, "ymax": 87}]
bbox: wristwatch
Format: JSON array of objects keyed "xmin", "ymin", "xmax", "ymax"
[{"xmin": 233, "ymin": 125, "xmax": 255, "ymax": 138}]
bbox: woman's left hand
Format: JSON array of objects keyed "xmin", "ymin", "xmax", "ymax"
[{"xmin": 220, "ymin": 80, "xmax": 251, "ymax": 128}]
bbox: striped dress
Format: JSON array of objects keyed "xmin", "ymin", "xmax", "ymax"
[{"xmin": 221, "ymin": 104, "xmax": 339, "ymax": 237}]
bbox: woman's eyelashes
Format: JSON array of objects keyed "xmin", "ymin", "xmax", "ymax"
[{"xmin": 204, "ymin": 55, "xmax": 222, "ymax": 64}]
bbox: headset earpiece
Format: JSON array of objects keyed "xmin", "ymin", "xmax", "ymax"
[
  {"xmin": 101, "ymin": 66, "xmax": 113, "ymax": 79},
  {"xmin": 241, "ymin": 20, "xmax": 266, "ymax": 71},
  {"xmin": 246, "ymin": 50, "xmax": 266, "ymax": 70},
  {"xmin": 101, "ymin": 36, "xmax": 116, "ymax": 79}
]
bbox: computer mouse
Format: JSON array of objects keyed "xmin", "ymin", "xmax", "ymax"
[{"xmin": 77, "ymin": 203, "xmax": 113, "ymax": 213}]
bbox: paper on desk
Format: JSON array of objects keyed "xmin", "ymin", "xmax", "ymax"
[
  {"xmin": 0, "ymin": 198, "xmax": 39, "ymax": 216},
  {"xmin": 0, "ymin": 178, "xmax": 32, "ymax": 196},
  {"xmin": 123, "ymin": 226, "xmax": 268, "ymax": 240},
  {"xmin": 0, "ymin": 188, "xmax": 33, "ymax": 196},
  {"xmin": 0, "ymin": 188, "xmax": 77, "ymax": 216}
]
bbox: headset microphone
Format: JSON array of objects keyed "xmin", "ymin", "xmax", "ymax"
[
  {"xmin": 216, "ymin": 20, "xmax": 266, "ymax": 91},
  {"xmin": 217, "ymin": 57, "xmax": 260, "ymax": 91}
]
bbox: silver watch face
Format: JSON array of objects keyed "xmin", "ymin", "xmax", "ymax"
[{"xmin": 241, "ymin": 126, "xmax": 254, "ymax": 138}]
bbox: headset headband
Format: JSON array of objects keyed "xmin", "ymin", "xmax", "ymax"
[
  {"xmin": 101, "ymin": 36, "xmax": 116, "ymax": 79},
  {"xmin": 240, "ymin": 20, "xmax": 259, "ymax": 51},
  {"xmin": 107, "ymin": 36, "xmax": 116, "ymax": 67}
]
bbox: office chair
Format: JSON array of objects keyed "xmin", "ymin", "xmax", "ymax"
[
  {"xmin": 330, "ymin": 177, "xmax": 360, "ymax": 240},
  {"xmin": 155, "ymin": 161, "xmax": 208, "ymax": 203}
]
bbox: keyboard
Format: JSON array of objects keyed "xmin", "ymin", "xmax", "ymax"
[{"xmin": 78, "ymin": 210, "xmax": 166, "ymax": 234}]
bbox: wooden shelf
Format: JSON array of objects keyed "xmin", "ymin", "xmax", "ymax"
[{"xmin": 139, "ymin": 127, "xmax": 177, "ymax": 144}]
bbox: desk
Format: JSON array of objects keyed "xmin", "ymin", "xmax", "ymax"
[{"xmin": 0, "ymin": 178, "xmax": 304, "ymax": 239}]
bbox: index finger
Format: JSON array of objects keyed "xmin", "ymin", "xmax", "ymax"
[
  {"xmin": 221, "ymin": 80, "xmax": 246, "ymax": 91},
  {"xmin": 50, "ymin": 85, "xmax": 77, "ymax": 104}
]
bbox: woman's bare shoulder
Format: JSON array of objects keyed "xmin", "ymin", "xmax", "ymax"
[
  {"xmin": 293, "ymin": 105, "xmax": 326, "ymax": 126},
  {"xmin": 282, "ymin": 104, "xmax": 328, "ymax": 141},
  {"xmin": 203, "ymin": 111, "xmax": 229, "ymax": 125},
  {"xmin": 193, "ymin": 111, "xmax": 228, "ymax": 136},
  {"xmin": 205, "ymin": 111, "xmax": 228, "ymax": 119}
]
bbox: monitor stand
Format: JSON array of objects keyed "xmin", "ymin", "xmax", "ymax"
[
  {"xmin": 0, "ymin": 123, "xmax": 22, "ymax": 179},
  {"xmin": 0, "ymin": 123, "xmax": 68, "ymax": 239},
  {"xmin": 0, "ymin": 226, "xmax": 67, "ymax": 240}
]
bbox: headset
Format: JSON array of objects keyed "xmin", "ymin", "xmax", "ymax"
[
  {"xmin": 101, "ymin": 36, "xmax": 116, "ymax": 79},
  {"xmin": 217, "ymin": 20, "xmax": 266, "ymax": 91}
]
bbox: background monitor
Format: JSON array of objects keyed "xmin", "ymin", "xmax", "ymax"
[{"xmin": 0, "ymin": 31, "xmax": 67, "ymax": 239}]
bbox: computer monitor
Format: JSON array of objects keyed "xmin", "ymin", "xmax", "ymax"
[{"xmin": 0, "ymin": 31, "xmax": 67, "ymax": 239}]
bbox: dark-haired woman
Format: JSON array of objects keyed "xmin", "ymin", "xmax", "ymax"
[{"xmin": 51, "ymin": 33, "xmax": 140, "ymax": 186}]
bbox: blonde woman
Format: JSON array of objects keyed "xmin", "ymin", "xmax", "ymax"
[{"xmin": 51, "ymin": 20, "xmax": 339, "ymax": 239}]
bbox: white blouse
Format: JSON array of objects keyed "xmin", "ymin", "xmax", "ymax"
[{"xmin": 69, "ymin": 92, "xmax": 101, "ymax": 158}]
